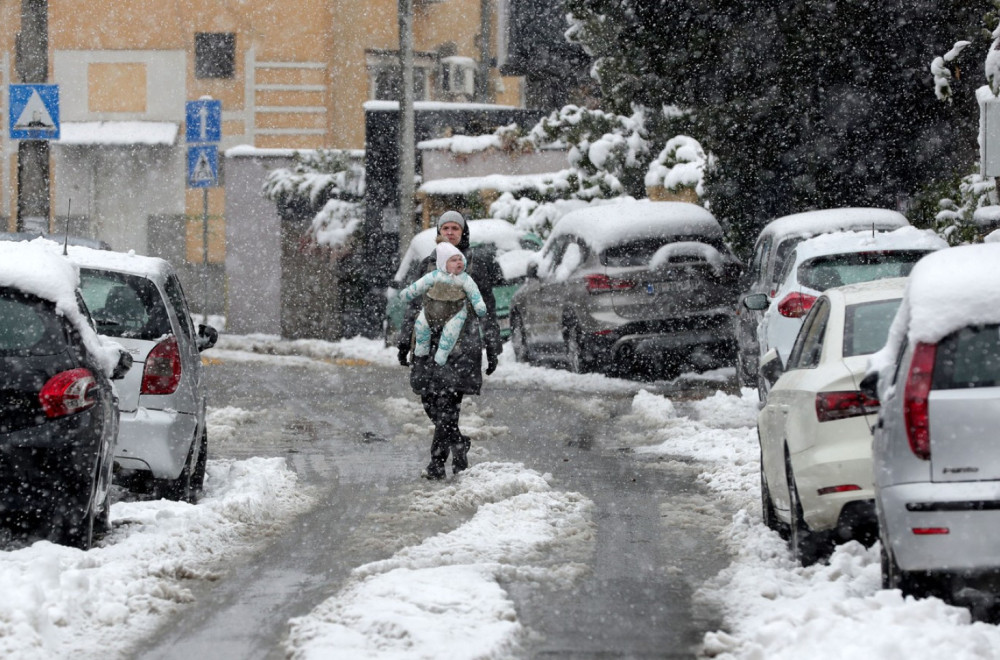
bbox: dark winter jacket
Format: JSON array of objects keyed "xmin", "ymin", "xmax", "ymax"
[{"xmin": 399, "ymin": 224, "xmax": 504, "ymax": 396}]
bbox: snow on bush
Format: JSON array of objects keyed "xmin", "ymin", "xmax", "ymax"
[{"xmin": 644, "ymin": 135, "xmax": 709, "ymax": 197}]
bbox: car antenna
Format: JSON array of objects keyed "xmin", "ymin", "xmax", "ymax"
[
  {"xmin": 63, "ymin": 199, "xmax": 72, "ymax": 256},
  {"xmin": 872, "ymin": 223, "xmax": 875, "ymax": 239}
]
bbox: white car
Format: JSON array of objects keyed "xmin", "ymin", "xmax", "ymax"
[
  {"xmin": 757, "ymin": 278, "xmax": 906, "ymax": 565},
  {"xmin": 866, "ymin": 243, "xmax": 1000, "ymax": 609},
  {"xmin": 748, "ymin": 226, "xmax": 946, "ymax": 399},
  {"xmin": 65, "ymin": 246, "xmax": 218, "ymax": 502}
]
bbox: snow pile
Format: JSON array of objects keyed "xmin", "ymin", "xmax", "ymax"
[
  {"xmin": 284, "ymin": 462, "xmax": 595, "ymax": 660},
  {"xmin": 214, "ymin": 334, "xmax": 399, "ymax": 368},
  {"xmin": 491, "ymin": 344, "xmax": 642, "ymax": 394},
  {"xmin": 624, "ymin": 386, "xmax": 1000, "ymax": 658},
  {"xmin": 206, "ymin": 406, "xmax": 258, "ymax": 443},
  {"xmin": 0, "ymin": 457, "xmax": 311, "ymax": 659}
]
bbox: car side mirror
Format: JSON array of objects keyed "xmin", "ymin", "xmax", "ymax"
[
  {"xmin": 112, "ymin": 350, "xmax": 133, "ymax": 380},
  {"xmin": 859, "ymin": 372, "xmax": 879, "ymax": 401},
  {"xmin": 197, "ymin": 324, "xmax": 218, "ymax": 351},
  {"xmin": 759, "ymin": 348, "xmax": 784, "ymax": 386},
  {"xmin": 742, "ymin": 293, "xmax": 770, "ymax": 311},
  {"xmin": 526, "ymin": 262, "xmax": 538, "ymax": 279}
]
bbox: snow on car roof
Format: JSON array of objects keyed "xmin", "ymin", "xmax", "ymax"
[
  {"xmin": 821, "ymin": 276, "xmax": 909, "ymax": 304},
  {"xmin": 869, "ymin": 243, "xmax": 1000, "ymax": 386},
  {"xmin": 549, "ymin": 200, "xmax": 721, "ymax": 253},
  {"xmin": 394, "ymin": 219, "xmax": 527, "ymax": 281},
  {"xmin": 790, "ymin": 226, "xmax": 947, "ymax": 261},
  {"xmin": 760, "ymin": 208, "xmax": 909, "ymax": 243},
  {"xmin": 61, "ymin": 243, "xmax": 172, "ymax": 280},
  {"xmin": 0, "ymin": 240, "xmax": 119, "ymax": 375}
]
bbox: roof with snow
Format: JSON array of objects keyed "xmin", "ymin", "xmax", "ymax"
[
  {"xmin": 57, "ymin": 121, "xmax": 178, "ymax": 146},
  {"xmin": 363, "ymin": 101, "xmax": 516, "ymax": 112},
  {"xmin": 759, "ymin": 208, "xmax": 909, "ymax": 244},
  {"xmin": 548, "ymin": 200, "xmax": 721, "ymax": 253},
  {"xmin": 790, "ymin": 227, "xmax": 948, "ymax": 261},
  {"xmin": 419, "ymin": 171, "xmax": 568, "ymax": 196},
  {"xmin": 61, "ymin": 243, "xmax": 172, "ymax": 280}
]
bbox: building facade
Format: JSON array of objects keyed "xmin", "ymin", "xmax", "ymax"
[{"xmin": 0, "ymin": 0, "xmax": 524, "ymax": 303}]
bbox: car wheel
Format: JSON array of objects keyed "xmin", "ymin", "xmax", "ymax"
[
  {"xmin": 786, "ymin": 455, "xmax": 828, "ymax": 566},
  {"xmin": 565, "ymin": 325, "xmax": 595, "ymax": 374},
  {"xmin": 156, "ymin": 439, "xmax": 195, "ymax": 503},
  {"xmin": 191, "ymin": 428, "xmax": 208, "ymax": 495},
  {"xmin": 760, "ymin": 464, "xmax": 788, "ymax": 540},
  {"xmin": 510, "ymin": 312, "xmax": 530, "ymax": 363}
]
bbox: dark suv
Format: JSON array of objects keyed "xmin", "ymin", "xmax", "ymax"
[
  {"xmin": 510, "ymin": 200, "xmax": 743, "ymax": 378},
  {"xmin": 0, "ymin": 244, "xmax": 130, "ymax": 549}
]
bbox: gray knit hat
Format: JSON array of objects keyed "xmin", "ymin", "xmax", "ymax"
[{"xmin": 437, "ymin": 210, "xmax": 466, "ymax": 229}]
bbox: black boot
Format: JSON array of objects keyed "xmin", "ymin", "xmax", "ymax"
[
  {"xmin": 451, "ymin": 434, "xmax": 471, "ymax": 474},
  {"xmin": 423, "ymin": 427, "xmax": 449, "ymax": 480}
]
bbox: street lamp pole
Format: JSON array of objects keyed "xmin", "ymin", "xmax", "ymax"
[
  {"xmin": 398, "ymin": 0, "xmax": 416, "ymax": 257},
  {"xmin": 15, "ymin": 0, "xmax": 50, "ymax": 233}
]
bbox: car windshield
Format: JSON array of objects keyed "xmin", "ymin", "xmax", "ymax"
[
  {"xmin": 799, "ymin": 250, "xmax": 929, "ymax": 291},
  {"xmin": 78, "ymin": 269, "xmax": 172, "ymax": 340},
  {"xmin": 842, "ymin": 298, "xmax": 902, "ymax": 357},
  {"xmin": 933, "ymin": 324, "xmax": 1000, "ymax": 390},
  {"xmin": 0, "ymin": 289, "xmax": 68, "ymax": 356},
  {"xmin": 601, "ymin": 235, "xmax": 726, "ymax": 267}
]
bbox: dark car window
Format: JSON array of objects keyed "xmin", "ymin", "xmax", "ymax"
[
  {"xmin": 799, "ymin": 251, "xmax": 929, "ymax": 291},
  {"xmin": 601, "ymin": 234, "xmax": 725, "ymax": 267},
  {"xmin": 787, "ymin": 297, "xmax": 831, "ymax": 370},
  {"xmin": 933, "ymin": 324, "xmax": 1000, "ymax": 390},
  {"xmin": 0, "ymin": 289, "xmax": 68, "ymax": 356},
  {"xmin": 164, "ymin": 275, "xmax": 193, "ymax": 339},
  {"xmin": 770, "ymin": 237, "xmax": 806, "ymax": 287},
  {"xmin": 842, "ymin": 299, "xmax": 901, "ymax": 357},
  {"xmin": 750, "ymin": 236, "xmax": 772, "ymax": 284},
  {"xmin": 79, "ymin": 269, "xmax": 172, "ymax": 340}
]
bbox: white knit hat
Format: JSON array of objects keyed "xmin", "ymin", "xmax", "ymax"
[{"xmin": 436, "ymin": 241, "xmax": 464, "ymax": 272}]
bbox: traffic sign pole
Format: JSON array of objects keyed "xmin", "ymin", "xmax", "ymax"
[{"xmin": 185, "ymin": 97, "xmax": 222, "ymax": 318}]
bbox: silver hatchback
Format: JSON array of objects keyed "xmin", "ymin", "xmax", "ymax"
[
  {"xmin": 67, "ymin": 247, "xmax": 218, "ymax": 502},
  {"xmin": 866, "ymin": 243, "xmax": 1000, "ymax": 612}
]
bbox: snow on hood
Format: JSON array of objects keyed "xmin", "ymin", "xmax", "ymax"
[
  {"xmin": 868, "ymin": 243, "xmax": 1000, "ymax": 390},
  {"xmin": 761, "ymin": 208, "xmax": 909, "ymax": 242},
  {"xmin": 791, "ymin": 226, "xmax": 948, "ymax": 260},
  {"xmin": 0, "ymin": 240, "xmax": 120, "ymax": 376},
  {"xmin": 547, "ymin": 200, "xmax": 721, "ymax": 255}
]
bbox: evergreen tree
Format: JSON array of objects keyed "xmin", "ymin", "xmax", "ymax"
[{"xmin": 565, "ymin": 0, "xmax": 990, "ymax": 256}]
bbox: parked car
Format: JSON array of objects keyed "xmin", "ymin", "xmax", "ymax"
[
  {"xmin": 62, "ymin": 245, "xmax": 217, "ymax": 502},
  {"xmin": 510, "ymin": 200, "xmax": 743, "ymax": 377},
  {"xmin": 385, "ymin": 219, "xmax": 542, "ymax": 344},
  {"xmin": 747, "ymin": 226, "xmax": 946, "ymax": 399},
  {"xmin": 0, "ymin": 241, "xmax": 131, "ymax": 549},
  {"xmin": 757, "ymin": 278, "xmax": 906, "ymax": 565},
  {"xmin": 735, "ymin": 208, "xmax": 909, "ymax": 389},
  {"xmin": 864, "ymin": 243, "xmax": 1000, "ymax": 608}
]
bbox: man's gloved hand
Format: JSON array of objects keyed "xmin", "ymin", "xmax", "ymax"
[
  {"xmin": 485, "ymin": 350, "xmax": 499, "ymax": 375},
  {"xmin": 398, "ymin": 346, "xmax": 410, "ymax": 367}
]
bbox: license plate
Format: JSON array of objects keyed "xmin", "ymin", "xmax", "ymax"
[{"xmin": 649, "ymin": 280, "xmax": 695, "ymax": 295}]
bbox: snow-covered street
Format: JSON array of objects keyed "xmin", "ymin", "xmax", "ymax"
[{"xmin": 1, "ymin": 336, "xmax": 999, "ymax": 659}]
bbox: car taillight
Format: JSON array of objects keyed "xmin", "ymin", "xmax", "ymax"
[
  {"xmin": 141, "ymin": 335, "xmax": 182, "ymax": 395},
  {"xmin": 815, "ymin": 390, "xmax": 879, "ymax": 422},
  {"xmin": 777, "ymin": 292, "xmax": 817, "ymax": 318},
  {"xmin": 39, "ymin": 368, "xmax": 98, "ymax": 418},
  {"xmin": 903, "ymin": 341, "xmax": 936, "ymax": 460},
  {"xmin": 584, "ymin": 273, "xmax": 635, "ymax": 293}
]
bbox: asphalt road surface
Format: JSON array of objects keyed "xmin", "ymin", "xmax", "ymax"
[{"xmin": 135, "ymin": 353, "xmax": 735, "ymax": 660}]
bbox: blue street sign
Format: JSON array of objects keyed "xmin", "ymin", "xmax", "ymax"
[
  {"xmin": 187, "ymin": 145, "xmax": 219, "ymax": 188},
  {"xmin": 185, "ymin": 99, "xmax": 221, "ymax": 143},
  {"xmin": 9, "ymin": 84, "xmax": 60, "ymax": 140}
]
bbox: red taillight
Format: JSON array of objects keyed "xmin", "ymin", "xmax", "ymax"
[
  {"xmin": 815, "ymin": 390, "xmax": 880, "ymax": 422},
  {"xmin": 903, "ymin": 342, "xmax": 936, "ymax": 460},
  {"xmin": 912, "ymin": 527, "xmax": 949, "ymax": 535},
  {"xmin": 39, "ymin": 368, "xmax": 98, "ymax": 418},
  {"xmin": 141, "ymin": 335, "xmax": 182, "ymax": 395},
  {"xmin": 777, "ymin": 292, "xmax": 817, "ymax": 318},
  {"xmin": 817, "ymin": 484, "xmax": 862, "ymax": 496},
  {"xmin": 585, "ymin": 273, "xmax": 635, "ymax": 294}
]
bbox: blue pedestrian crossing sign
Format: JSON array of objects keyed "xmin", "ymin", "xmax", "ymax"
[
  {"xmin": 185, "ymin": 99, "xmax": 221, "ymax": 143},
  {"xmin": 8, "ymin": 84, "xmax": 60, "ymax": 140},
  {"xmin": 187, "ymin": 145, "xmax": 219, "ymax": 188}
]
